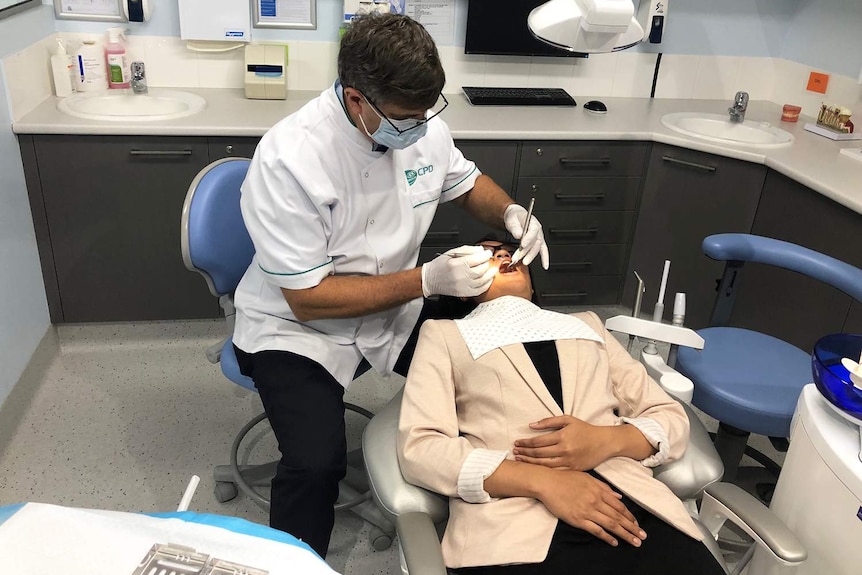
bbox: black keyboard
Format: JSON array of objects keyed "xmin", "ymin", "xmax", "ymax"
[{"xmin": 462, "ymin": 86, "xmax": 576, "ymax": 107}]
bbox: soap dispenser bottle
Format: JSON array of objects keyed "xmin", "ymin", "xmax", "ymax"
[
  {"xmin": 50, "ymin": 39, "xmax": 76, "ymax": 97},
  {"xmin": 76, "ymin": 39, "xmax": 108, "ymax": 92},
  {"xmin": 105, "ymin": 27, "xmax": 130, "ymax": 89}
]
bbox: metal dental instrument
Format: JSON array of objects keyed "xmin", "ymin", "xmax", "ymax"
[{"xmin": 507, "ymin": 196, "xmax": 536, "ymax": 269}]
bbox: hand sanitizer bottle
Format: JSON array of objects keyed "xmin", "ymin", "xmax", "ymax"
[{"xmin": 105, "ymin": 27, "xmax": 130, "ymax": 89}]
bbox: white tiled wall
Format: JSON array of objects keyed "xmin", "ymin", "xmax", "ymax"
[{"xmin": 3, "ymin": 33, "xmax": 861, "ymax": 123}]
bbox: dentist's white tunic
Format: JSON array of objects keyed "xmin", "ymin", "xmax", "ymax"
[{"xmin": 233, "ymin": 84, "xmax": 481, "ymax": 387}]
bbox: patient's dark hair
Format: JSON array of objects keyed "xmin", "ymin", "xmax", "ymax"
[{"xmin": 437, "ymin": 233, "xmax": 538, "ymax": 319}]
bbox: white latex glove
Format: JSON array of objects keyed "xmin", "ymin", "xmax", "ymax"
[
  {"xmin": 504, "ymin": 204, "xmax": 550, "ymax": 269},
  {"xmin": 421, "ymin": 245, "xmax": 496, "ymax": 298}
]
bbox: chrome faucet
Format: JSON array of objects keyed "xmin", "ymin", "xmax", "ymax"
[
  {"xmin": 131, "ymin": 61, "xmax": 147, "ymax": 94},
  {"xmin": 728, "ymin": 91, "xmax": 749, "ymax": 122}
]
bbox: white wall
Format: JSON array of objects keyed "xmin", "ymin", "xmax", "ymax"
[{"xmin": 0, "ymin": 3, "xmax": 53, "ymax": 407}]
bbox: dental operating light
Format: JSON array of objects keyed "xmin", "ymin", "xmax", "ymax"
[{"xmin": 528, "ymin": 0, "xmax": 644, "ymax": 54}]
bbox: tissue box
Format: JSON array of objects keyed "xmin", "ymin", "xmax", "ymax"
[{"xmin": 244, "ymin": 44, "xmax": 288, "ymax": 100}]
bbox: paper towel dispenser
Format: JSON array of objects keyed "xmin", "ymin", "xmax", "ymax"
[{"xmin": 178, "ymin": 0, "xmax": 251, "ymax": 43}]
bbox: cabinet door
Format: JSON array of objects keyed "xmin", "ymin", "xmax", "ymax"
[
  {"xmin": 208, "ymin": 137, "xmax": 261, "ymax": 161},
  {"xmin": 845, "ymin": 302, "xmax": 862, "ymax": 335},
  {"xmin": 730, "ymin": 171, "xmax": 862, "ymax": 351},
  {"xmin": 419, "ymin": 141, "xmax": 517, "ymax": 264},
  {"xmin": 36, "ymin": 135, "xmax": 217, "ymax": 322},
  {"xmin": 624, "ymin": 144, "xmax": 766, "ymax": 329}
]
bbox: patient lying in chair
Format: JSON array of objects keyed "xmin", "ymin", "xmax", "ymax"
[{"xmin": 397, "ymin": 239, "xmax": 725, "ymax": 574}]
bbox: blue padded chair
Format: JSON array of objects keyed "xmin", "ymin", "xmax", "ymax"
[
  {"xmin": 181, "ymin": 157, "xmax": 395, "ymax": 550},
  {"xmin": 677, "ymin": 233, "xmax": 862, "ymax": 484}
]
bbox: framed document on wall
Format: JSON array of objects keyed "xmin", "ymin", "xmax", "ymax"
[
  {"xmin": 54, "ymin": 0, "xmax": 126, "ymax": 22},
  {"xmin": 253, "ymin": 0, "xmax": 316, "ymax": 30}
]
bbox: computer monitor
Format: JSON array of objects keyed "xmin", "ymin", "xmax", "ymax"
[{"xmin": 464, "ymin": 0, "xmax": 587, "ymax": 58}]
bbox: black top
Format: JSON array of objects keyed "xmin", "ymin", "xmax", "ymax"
[{"xmin": 523, "ymin": 340, "xmax": 562, "ymax": 410}]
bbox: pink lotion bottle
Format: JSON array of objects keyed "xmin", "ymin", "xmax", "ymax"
[{"xmin": 105, "ymin": 27, "xmax": 130, "ymax": 89}]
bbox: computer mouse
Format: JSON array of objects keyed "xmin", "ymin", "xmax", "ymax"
[{"xmin": 584, "ymin": 100, "xmax": 607, "ymax": 114}]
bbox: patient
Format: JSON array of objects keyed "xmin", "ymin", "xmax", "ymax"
[{"xmin": 397, "ymin": 239, "xmax": 725, "ymax": 575}]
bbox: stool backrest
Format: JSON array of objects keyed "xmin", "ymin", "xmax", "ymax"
[
  {"xmin": 181, "ymin": 158, "xmax": 255, "ymax": 297},
  {"xmin": 704, "ymin": 233, "xmax": 862, "ymax": 303}
]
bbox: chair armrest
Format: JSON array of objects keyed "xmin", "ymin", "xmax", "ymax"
[
  {"xmin": 362, "ymin": 390, "xmax": 449, "ymax": 524},
  {"xmin": 653, "ymin": 402, "xmax": 724, "ymax": 501},
  {"xmin": 396, "ymin": 512, "xmax": 448, "ymax": 575},
  {"xmin": 699, "ymin": 482, "xmax": 806, "ymax": 566}
]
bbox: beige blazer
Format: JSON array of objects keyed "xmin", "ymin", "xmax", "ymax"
[{"xmin": 397, "ymin": 311, "xmax": 702, "ymax": 569}]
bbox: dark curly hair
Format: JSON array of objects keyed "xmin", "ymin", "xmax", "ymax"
[{"xmin": 338, "ymin": 12, "xmax": 445, "ymax": 110}]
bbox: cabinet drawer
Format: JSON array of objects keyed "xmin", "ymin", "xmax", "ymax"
[
  {"xmin": 209, "ymin": 137, "xmax": 260, "ymax": 160},
  {"xmin": 517, "ymin": 177, "xmax": 641, "ymax": 211},
  {"xmin": 520, "ymin": 142, "xmax": 648, "ymax": 177},
  {"xmin": 423, "ymin": 202, "xmax": 505, "ymax": 249},
  {"xmin": 540, "ymin": 211, "xmax": 634, "ymax": 244},
  {"xmin": 544, "ymin": 244, "xmax": 628, "ymax": 276},
  {"xmin": 533, "ymin": 275, "xmax": 621, "ymax": 306}
]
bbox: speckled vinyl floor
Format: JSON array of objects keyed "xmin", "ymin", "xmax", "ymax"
[
  {"xmin": 0, "ymin": 319, "xmax": 404, "ymax": 575},
  {"xmin": 0, "ymin": 307, "xmax": 784, "ymax": 574}
]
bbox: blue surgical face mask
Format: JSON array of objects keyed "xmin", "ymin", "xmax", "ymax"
[{"xmin": 357, "ymin": 100, "xmax": 428, "ymax": 150}]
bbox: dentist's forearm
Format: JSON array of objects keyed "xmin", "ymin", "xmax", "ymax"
[{"xmin": 281, "ymin": 268, "xmax": 423, "ymax": 321}]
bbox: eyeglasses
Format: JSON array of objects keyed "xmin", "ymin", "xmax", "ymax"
[
  {"xmin": 477, "ymin": 241, "xmax": 518, "ymax": 255},
  {"xmin": 364, "ymin": 92, "xmax": 449, "ymax": 134}
]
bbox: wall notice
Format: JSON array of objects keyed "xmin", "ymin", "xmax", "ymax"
[{"xmin": 405, "ymin": 0, "xmax": 455, "ymax": 45}]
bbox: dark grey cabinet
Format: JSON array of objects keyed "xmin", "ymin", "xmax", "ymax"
[
  {"xmin": 846, "ymin": 302, "xmax": 862, "ymax": 335},
  {"xmin": 623, "ymin": 144, "xmax": 766, "ymax": 329},
  {"xmin": 418, "ymin": 140, "xmax": 518, "ymax": 264},
  {"xmin": 21, "ymin": 135, "xmax": 217, "ymax": 322},
  {"xmin": 730, "ymin": 171, "xmax": 862, "ymax": 351},
  {"xmin": 208, "ymin": 137, "xmax": 260, "ymax": 161},
  {"xmin": 519, "ymin": 141, "xmax": 648, "ymax": 306}
]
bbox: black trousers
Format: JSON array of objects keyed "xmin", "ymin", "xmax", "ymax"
[
  {"xmin": 233, "ymin": 298, "xmax": 458, "ymax": 557},
  {"xmin": 454, "ymin": 473, "xmax": 726, "ymax": 575}
]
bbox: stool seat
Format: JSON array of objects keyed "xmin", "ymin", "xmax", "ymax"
[
  {"xmin": 220, "ymin": 338, "xmax": 256, "ymax": 393},
  {"xmin": 677, "ymin": 327, "xmax": 811, "ymax": 438}
]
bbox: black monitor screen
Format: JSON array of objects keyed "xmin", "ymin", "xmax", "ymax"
[{"xmin": 464, "ymin": 0, "xmax": 587, "ymax": 58}]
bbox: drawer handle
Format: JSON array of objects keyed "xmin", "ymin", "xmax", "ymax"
[
  {"xmin": 550, "ymin": 261, "xmax": 593, "ymax": 271},
  {"xmin": 559, "ymin": 157, "xmax": 611, "ymax": 167},
  {"xmin": 129, "ymin": 149, "xmax": 194, "ymax": 156},
  {"xmin": 541, "ymin": 292, "xmax": 588, "ymax": 299},
  {"xmin": 550, "ymin": 227, "xmax": 598, "ymax": 236},
  {"xmin": 554, "ymin": 193, "xmax": 606, "ymax": 203},
  {"xmin": 425, "ymin": 231, "xmax": 460, "ymax": 239},
  {"xmin": 661, "ymin": 155, "xmax": 716, "ymax": 172}
]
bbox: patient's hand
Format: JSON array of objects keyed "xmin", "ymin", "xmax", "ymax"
[
  {"xmin": 513, "ymin": 415, "xmax": 613, "ymax": 470},
  {"xmin": 538, "ymin": 469, "xmax": 646, "ymax": 547}
]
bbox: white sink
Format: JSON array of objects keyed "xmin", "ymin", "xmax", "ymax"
[
  {"xmin": 661, "ymin": 112, "xmax": 794, "ymax": 148},
  {"xmin": 57, "ymin": 89, "xmax": 206, "ymax": 122}
]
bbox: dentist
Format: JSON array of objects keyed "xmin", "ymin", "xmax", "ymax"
[{"xmin": 232, "ymin": 12, "xmax": 548, "ymax": 558}]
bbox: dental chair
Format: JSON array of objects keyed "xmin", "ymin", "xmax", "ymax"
[
  {"xmin": 676, "ymin": 234, "xmax": 862, "ymax": 488},
  {"xmin": 181, "ymin": 157, "xmax": 395, "ymax": 550},
  {"xmin": 362, "ymin": 351, "xmax": 806, "ymax": 574}
]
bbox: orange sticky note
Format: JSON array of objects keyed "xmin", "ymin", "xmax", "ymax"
[{"xmin": 807, "ymin": 71, "xmax": 829, "ymax": 94}]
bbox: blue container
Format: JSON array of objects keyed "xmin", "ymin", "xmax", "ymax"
[{"xmin": 812, "ymin": 333, "xmax": 862, "ymax": 420}]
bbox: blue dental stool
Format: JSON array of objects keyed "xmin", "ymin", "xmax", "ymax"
[
  {"xmin": 677, "ymin": 233, "xmax": 862, "ymax": 490},
  {"xmin": 181, "ymin": 157, "xmax": 393, "ymax": 550}
]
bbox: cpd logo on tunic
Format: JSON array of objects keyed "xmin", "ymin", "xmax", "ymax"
[{"xmin": 405, "ymin": 165, "xmax": 433, "ymax": 186}]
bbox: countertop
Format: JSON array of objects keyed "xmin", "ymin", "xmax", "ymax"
[{"xmin": 12, "ymin": 87, "xmax": 862, "ymax": 215}]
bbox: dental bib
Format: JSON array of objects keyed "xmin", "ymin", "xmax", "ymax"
[{"xmin": 454, "ymin": 296, "xmax": 603, "ymax": 360}]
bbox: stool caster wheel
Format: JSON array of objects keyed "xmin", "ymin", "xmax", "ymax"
[
  {"xmin": 214, "ymin": 481, "xmax": 238, "ymax": 503},
  {"xmin": 369, "ymin": 526, "xmax": 393, "ymax": 551}
]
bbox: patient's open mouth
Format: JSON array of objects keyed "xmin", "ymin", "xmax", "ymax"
[{"xmin": 499, "ymin": 260, "xmax": 518, "ymax": 274}]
